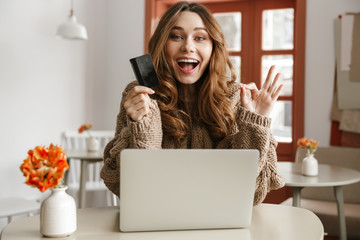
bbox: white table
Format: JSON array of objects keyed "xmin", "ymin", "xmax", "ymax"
[
  {"xmin": 278, "ymin": 162, "xmax": 360, "ymax": 240},
  {"xmin": 65, "ymin": 148, "xmax": 104, "ymax": 208},
  {"xmin": 0, "ymin": 198, "xmax": 40, "ymax": 224},
  {"xmin": 1, "ymin": 204, "xmax": 324, "ymax": 240}
]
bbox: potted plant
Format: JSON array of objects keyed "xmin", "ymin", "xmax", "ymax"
[{"xmin": 20, "ymin": 144, "xmax": 77, "ymax": 237}]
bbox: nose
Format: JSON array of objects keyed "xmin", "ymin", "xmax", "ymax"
[{"xmin": 181, "ymin": 38, "xmax": 195, "ymax": 53}]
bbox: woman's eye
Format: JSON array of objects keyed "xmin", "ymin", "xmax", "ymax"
[
  {"xmin": 195, "ymin": 36, "xmax": 206, "ymax": 41},
  {"xmin": 170, "ymin": 34, "xmax": 183, "ymax": 40}
]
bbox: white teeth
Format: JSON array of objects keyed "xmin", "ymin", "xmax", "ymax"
[{"xmin": 177, "ymin": 59, "xmax": 199, "ymax": 63}]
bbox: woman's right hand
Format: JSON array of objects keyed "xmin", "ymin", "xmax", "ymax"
[{"xmin": 124, "ymin": 86, "xmax": 156, "ymax": 122}]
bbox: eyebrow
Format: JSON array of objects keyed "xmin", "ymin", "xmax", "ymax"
[{"xmin": 172, "ymin": 26, "xmax": 208, "ymax": 32}]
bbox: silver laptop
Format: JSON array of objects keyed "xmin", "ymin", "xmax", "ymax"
[{"xmin": 119, "ymin": 149, "xmax": 259, "ymax": 232}]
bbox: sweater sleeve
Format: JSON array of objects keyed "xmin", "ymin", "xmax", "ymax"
[
  {"xmin": 232, "ymin": 106, "xmax": 285, "ymax": 205},
  {"xmin": 224, "ymin": 82, "xmax": 285, "ymax": 205},
  {"xmin": 100, "ymin": 81, "xmax": 163, "ymax": 197}
]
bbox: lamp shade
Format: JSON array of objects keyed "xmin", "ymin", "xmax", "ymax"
[{"xmin": 56, "ymin": 15, "xmax": 88, "ymax": 40}]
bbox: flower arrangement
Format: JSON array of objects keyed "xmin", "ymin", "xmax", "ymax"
[
  {"xmin": 297, "ymin": 137, "xmax": 319, "ymax": 155},
  {"xmin": 78, "ymin": 123, "xmax": 93, "ymax": 137},
  {"xmin": 20, "ymin": 144, "xmax": 69, "ymax": 192}
]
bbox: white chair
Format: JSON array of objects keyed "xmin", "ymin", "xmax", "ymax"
[{"xmin": 61, "ymin": 130, "xmax": 117, "ymax": 207}]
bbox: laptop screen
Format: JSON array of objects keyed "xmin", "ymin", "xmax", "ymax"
[{"xmin": 119, "ymin": 149, "xmax": 259, "ymax": 232}]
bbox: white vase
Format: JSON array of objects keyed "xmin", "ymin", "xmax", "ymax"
[
  {"xmin": 40, "ymin": 186, "xmax": 77, "ymax": 237},
  {"xmin": 301, "ymin": 154, "xmax": 319, "ymax": 176},
  {"xmin": 86, "ymin": 137, "xmax": 99, "ymax": 152}
]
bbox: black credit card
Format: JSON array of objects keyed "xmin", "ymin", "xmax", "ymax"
[{"xmin": 130, "ymin": 54, "xmax": 160, "ymax": 88}]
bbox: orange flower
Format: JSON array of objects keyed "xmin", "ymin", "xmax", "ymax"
[
  {"xmin": 297, "ymin": 137, "xmax": 308, "ymax": 148},
  {"xmin": 297, "ymin": 137, "xmax": 319, "ymax": 155},
  {"xmin": 20, "ymin": 144, "xmax": 69, "ymax": 192},
  {"xmin": 309, "ymin": 139, "xmax": 319, "ymax": 149},
  {"xmin": 78, "ymin": 123, "xmax": 92, "ymax": 134},
  {"xmin": 78, "ymin": 123, "xmax": 93, "ymax": 137}
]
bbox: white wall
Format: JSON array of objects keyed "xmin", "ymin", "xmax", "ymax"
[
  {"xmin": 0, "ymin": 0, "xmax": 88, "ymax": 199},
  {"xmin": 305, "ymin": 0, "xmax": 360, "ymax": 146},
  {"xmin": 97, "ymin": 0, "xmax": 144, "ymax": 129}
]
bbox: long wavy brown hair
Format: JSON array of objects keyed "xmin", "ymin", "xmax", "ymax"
[{"xmin": 148, "ymin": 1, "xmax": 237, "ymax": 144}]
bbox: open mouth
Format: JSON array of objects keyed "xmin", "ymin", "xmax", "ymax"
[{"xmin": 177, "ymin": 58, "xmax": 199, "ymax": 72}]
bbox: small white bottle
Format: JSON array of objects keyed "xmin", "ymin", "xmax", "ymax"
[{"xmin": 301, "ymin": 154, "xmax": 318, "ymax": 176}]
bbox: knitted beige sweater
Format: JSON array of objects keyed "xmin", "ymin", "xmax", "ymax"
[{"xmin": 100, "ymin": 81, "xmax": 285, "ymax": 205}]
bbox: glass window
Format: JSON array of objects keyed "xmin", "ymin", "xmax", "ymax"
[
  {"xmin": 229, "ymin": 56, "xmax": 241, "ymax": 82},
  {"xmin": 262, "ymin": 55, "xmax": 293, "ymax": 96},
  {"xmin": 270, "ymin": 101, "xmax": 292, "ymax": 143},
  {"xmin": 214, "ymin": 12, "xmax": 241, "ymax": 51},
  {"xmin": 262, "ymin": 8, "xmax": 294, "ymax": 50}
]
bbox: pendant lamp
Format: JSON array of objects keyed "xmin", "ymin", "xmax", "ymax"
[{"xmin": 56, "ymin": 0, "xmax": 88, "ymax": 40}]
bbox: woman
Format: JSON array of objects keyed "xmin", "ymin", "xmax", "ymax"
[{"xmin": 101, "ymin": 1, "xmax": 284, "ymax": 205}]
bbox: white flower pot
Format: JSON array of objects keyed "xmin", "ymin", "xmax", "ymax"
[
  {"xmin": 40, "ymin": 186, "xmax": 77, "ymax": 237},
  {"xmin": 86, "ymin": 137, "xmax": 99, "ymax": 152},
  {"xmin": 301, "ymin": 154, "xmax": 319, "ymax": 176}
]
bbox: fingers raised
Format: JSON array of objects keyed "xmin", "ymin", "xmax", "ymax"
[
  {"xmin": 262, "ymin": 65, "xmax": 276, "ymax": 91},
  {"xmin": 272, "ymin": 83, "xmax": 284, "ymax": 101},
  {"xmin": 267, "ymin": 72, "xmax": 280, "ymax": 94},
  {"xmin": 239, "ymin": 66, "xmax": 283, "ymax": 117},
  {"xmin": 240, "ymin": 86, "xmax": 255, "ymax": 112}
]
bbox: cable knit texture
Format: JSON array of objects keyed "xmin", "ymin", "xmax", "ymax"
[{"xmin": 100, "ymin": 81, "xmax": 285, "ymax": 205}]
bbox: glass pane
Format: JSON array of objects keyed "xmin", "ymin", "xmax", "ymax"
[
  {"xmin": 270, "ymin": 101, "xmax": 292, "ymax": 143},
  {"xmin": 262, "ymin": 55, "xmax": 293, "ymax": 96},
  {"xmin": 262, "ymin": 8, "xmax": 294, "ymax": 50},
  {"xmin": 230, "ymin": 56, "xmax": 241, "ymax": 82},
  {"xmin": 214, "ymin": 12, "xmax": 241, "ymax": 51}
]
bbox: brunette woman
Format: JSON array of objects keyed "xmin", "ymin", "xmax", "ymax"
[{"xmin": 101, "ymin": 1, "xmax": 284, "ymax": 205}]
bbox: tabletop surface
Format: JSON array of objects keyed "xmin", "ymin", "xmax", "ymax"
[
  {"xmin": 1, "ymin": 204, "xmax": 323, "ymax": 240},
  {"xmin": 277, "ymin": 161, "xmax": 360, "ymax": 187},
  {"xmin": 65, "ymin": 148, "xmax": 104, "ymax": 160}
]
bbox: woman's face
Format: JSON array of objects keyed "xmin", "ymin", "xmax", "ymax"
[{"xmin": 166, "ymin": 11, "xmax": 213, "ymax": 85}]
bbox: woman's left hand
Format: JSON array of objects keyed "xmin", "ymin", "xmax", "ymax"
[{"xmin": 240, "ymin": 65, "xmax": 283, "ymax": 117}]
